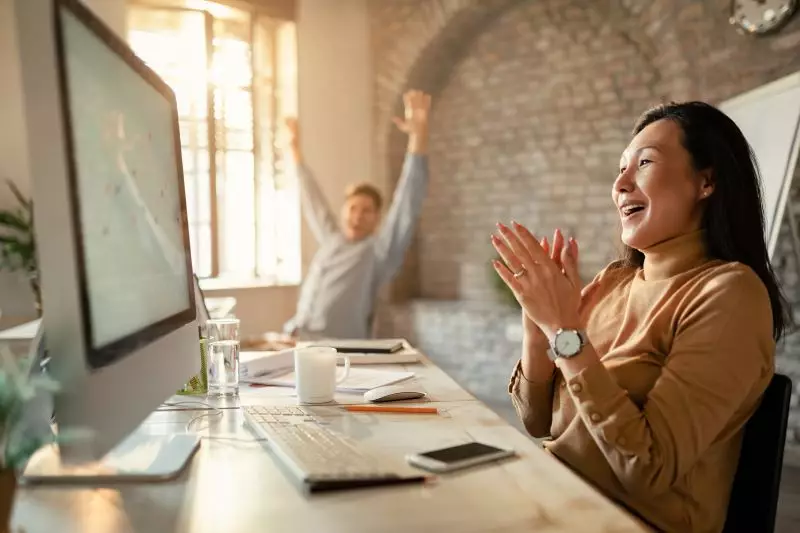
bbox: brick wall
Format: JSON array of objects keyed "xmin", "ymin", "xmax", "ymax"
[{"xmin": 368, "ymin": 0, "xmax": 800, "ymax": 455}]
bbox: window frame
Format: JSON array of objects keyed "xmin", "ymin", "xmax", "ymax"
[{"xmin": 126, "ymin": 0, "xmax": 298, "ymax": 284}]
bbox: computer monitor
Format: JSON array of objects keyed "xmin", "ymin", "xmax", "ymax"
[{"xmin": 15, "ymin": 0, "xmax": 201, "ymax": 467}]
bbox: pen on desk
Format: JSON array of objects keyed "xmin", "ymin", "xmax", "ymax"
[{"xmin": 344, "ymin": 405, "xmax": 438, "ymax": 414}]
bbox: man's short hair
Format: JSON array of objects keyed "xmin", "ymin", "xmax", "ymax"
[{"xmin": 345, "ymin": 183, "xmax": 383, "ymax": 211}]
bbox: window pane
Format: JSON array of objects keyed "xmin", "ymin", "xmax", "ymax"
[
  {"xmin": 183, "ymin": 162, "xmax": 197, "ymax": 217},
  {"xmin": 253, "ymin": 16, "xmax": 299, "ymax": 282},
  {"xmin": 180, "ymin": 120, "xmax": 208, "ymax": 150},
  {"xmin": 197, "ymin": 223, "xmax": 212, "ymax": 278},
  {"xmin": 218, "ymin": 151, "xmax": 255, "ymax": 278},
  {"xmin": 196, "ymin": 164, "xmax": 211, "ymax": 225},
  {"xmin": 128, "ymin": 8, "xmax": 208, "ymax": 121},
  {"xmin": 130, "ymin": 6, "xmax": 300, "ymax": 283},
  {"xmin": 211, "ymin": 17, "xmax": 252, "ymax": 89}
]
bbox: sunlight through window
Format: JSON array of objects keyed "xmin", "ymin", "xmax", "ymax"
[{"xmin": 127, "ymin": 1, "xmax": 299, "ymax": 284}]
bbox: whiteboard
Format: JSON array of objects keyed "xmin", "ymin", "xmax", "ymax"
[{"xmin": 718, "ymin": 72, "xmax": 800, "ymax": 259}]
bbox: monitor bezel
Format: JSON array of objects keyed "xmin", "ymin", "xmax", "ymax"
[{"xmin": 52, "ymin": 0, "xmax": 196, "ymax": 368}]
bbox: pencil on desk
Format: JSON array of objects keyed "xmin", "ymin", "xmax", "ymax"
[{"xmin": 344, "ymin": 405, "xmax": 438, "ymax": 414}]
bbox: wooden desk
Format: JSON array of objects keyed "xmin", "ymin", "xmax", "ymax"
[{"xmin": 12, "ymin": 356, "xmax": 651, "ymax": 533}]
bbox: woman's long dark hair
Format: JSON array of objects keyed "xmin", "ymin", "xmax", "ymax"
[{"xmin": 622, "ymin": 101, "xmax": 790, "ymax": 340}]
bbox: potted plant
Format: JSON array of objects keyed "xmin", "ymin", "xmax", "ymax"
[
  {"xmin": 0, "ymin": 345, "xmax": 59, "ymax": 532},
  {"xmin": 0, "ymin": 179, "xmax": 40, "ymax": 317}
]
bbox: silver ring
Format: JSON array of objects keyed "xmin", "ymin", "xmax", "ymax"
[{"xmin": 513, "ymin": 266, "xmax": 527, "ymax": 279}]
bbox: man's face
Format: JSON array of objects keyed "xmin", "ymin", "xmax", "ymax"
[{"xmin": 341, "ymin": 194, "xmax": 380, "ymax": 241}]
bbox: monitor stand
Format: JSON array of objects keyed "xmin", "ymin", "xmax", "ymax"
[
  {"xmin": 17, "ymin": 324, "xmax": 201, "ymax": 485},
  {"xmin": 20, "ymin": 431, "xmax": 201, "ymax": 485}
]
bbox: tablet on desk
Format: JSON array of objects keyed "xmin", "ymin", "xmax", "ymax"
[
  {"xmin": 302, "ymin": 339, "xmax": 420, "ymax": 364},
  {"xmin": 311, "ymin": 339, "xmax": 405, "ymax": 354}
]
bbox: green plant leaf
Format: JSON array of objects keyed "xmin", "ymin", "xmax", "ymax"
[
  {"xmin": 0, "ymin": 210, "xmax": 30, "ymax": 232},
  {"xmin": 0, "ymin": 235, "xmax": 25, "ymax": 246},
  {"xmin": 4, "ymin": 179, "xmax": 31, "ymax": 211}
]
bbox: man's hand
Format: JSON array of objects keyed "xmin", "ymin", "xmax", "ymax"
[{"xmin": 393, "ymin": 90, "xmax": 431, "ymax": 154}]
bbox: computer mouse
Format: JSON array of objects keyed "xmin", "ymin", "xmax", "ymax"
[{"xmin": 363, "ymin": 384, "xmax": 427, "ymax": 403}]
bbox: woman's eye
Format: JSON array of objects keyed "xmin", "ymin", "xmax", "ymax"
[
  {"xmin": 618, "ymin": 166, "xmax": 627, "ymax": 174},
  {"xmin": 639, "ymin": 159, "xmax": 652, "ymax": 167}
]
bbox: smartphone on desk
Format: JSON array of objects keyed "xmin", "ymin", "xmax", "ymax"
[{"xmin": 406, "ymin": 442, "xmax": 516, "ymax": 473}]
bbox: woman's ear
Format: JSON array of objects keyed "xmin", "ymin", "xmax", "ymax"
[{"xmin": 698, "ymin": 168, "xmax": 715, "ymax": 199}]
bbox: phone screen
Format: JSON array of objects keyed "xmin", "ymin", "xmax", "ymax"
[{"xmin": 419, "ymin": 442, "xmax": 505, "ymax": 464}]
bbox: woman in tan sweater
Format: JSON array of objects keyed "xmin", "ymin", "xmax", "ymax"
[{"xmin": 491, "ymin": 102, "xmax": 789, "ymax": 533}]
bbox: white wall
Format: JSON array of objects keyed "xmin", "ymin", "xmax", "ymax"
[
  {"xmin": 296, "ymin": 0, "xmax": 373, "ymax": 269},
  {"xmin": 0, "ymin": 0, "xmax": 126, "ymax": 326}
]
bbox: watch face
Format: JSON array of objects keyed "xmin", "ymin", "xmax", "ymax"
[
  {"xmin": 555, "ymin": 330, "xmax": 582, "ymax": 357},
  {"xmin": 730, "ymin": 0, "xmax": 798, "ymax": 35}
]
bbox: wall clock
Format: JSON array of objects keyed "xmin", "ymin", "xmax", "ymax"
[{"xmin": 730, "ymin": 0, "xmax": 798, "ymax": 35}]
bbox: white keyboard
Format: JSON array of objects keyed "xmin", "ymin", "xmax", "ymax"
[{"xmin": 242, "ymin": 405, "xmax": 425, "ymax": 492}]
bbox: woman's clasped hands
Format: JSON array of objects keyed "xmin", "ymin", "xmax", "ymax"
[{"xmin": 491, "ymin": 222, "xmax": 598, "ymax": 344}]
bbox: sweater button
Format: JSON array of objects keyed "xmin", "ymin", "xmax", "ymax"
[
  {"xmin": 570, "ymin": 383, "xmax": 582, "ymax": 393},
  {"xmin": 590, "ymin": 412, "xmax": 602, "ymax": 423}
]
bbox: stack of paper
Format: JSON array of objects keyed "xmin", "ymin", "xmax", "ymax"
[
  {"xmin": 241, "ymin": 367, "xmax": 415, "ymax": 393},
  {"xmin": 239, "ymin": 349, "xmax": 294, "ymax": 379}
]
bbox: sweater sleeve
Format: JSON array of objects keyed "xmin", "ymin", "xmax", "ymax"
[
  {"xmin": 562, "ymin": 267, "xmax": 774, "ymax": 497},
  {"xmin": 374, "ymin": 154, "xmax": 429, "ymax": 284},
  {"xmin": 508, "ymin": 360, "xmax": 556, "ymax": 438},
  {"xmin": 296, "ymin": 162, "xmax": 338, "ymax": 243},
  {"xmin": 507, "ymin": 264, "xmax": 624, "ymax": 438}
]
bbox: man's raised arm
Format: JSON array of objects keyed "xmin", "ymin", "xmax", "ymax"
[
  {"xmin": 286, "ymin": 118, "xmax": 338, "ymax": 243},
  {"xmin": 375, "ymin": 90, "xmax": 431, "ymax": 283}
]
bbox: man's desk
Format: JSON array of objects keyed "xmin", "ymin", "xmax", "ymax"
[{"xmin": 12, "ymin": 354, "xmax": 650, "ymax": 533}]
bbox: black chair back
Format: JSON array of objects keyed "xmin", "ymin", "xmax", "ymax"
[{"xmin": 723, "ymin": 373, "xmax": 792, "ymax": 533}]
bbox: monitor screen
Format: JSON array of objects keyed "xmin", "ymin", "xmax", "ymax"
[{"xmin": 58, "ymin": 4, "xmax": 194, "ymax": 363}]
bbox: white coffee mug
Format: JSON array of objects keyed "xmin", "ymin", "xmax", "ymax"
[{"xmin": 294, "ymin": 347, "xmax": 350, "ymax": 404}]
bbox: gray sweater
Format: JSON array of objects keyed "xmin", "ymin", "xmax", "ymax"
[{"xmin": 284, "ymin": 154, "xmax": 429, "ymax": 339}]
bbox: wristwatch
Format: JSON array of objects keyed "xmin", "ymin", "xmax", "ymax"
[{"xmin": 547, "ymin": 328, "xmax": 587, "ymax": 361}]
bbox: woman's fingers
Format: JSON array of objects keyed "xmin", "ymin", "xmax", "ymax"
[
  {"xmin": 491, "ymin": 234, "xmax": 526, "ymax": 275},
  {"xmin": 508, "ymin": 221, "xmax": 550, "ymax": 265},
  {"xmin": 561, "ymin": 237, "xmax": 582, "ymax": 288},
  {"xmin": 496, "ymin": 223, "xmax": 535, "ymax": 267},
  {"xmin": 492, "ymin": 259, "xmax": 523, "ymax": 294},
  {"xmin": 551, "ymin": 229, "xmax": 565, "ymax": 270}
]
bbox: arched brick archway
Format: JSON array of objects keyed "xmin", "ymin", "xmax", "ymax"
[
  {"xmin": 370, "ymin": 0, "xmax": 529, "ymax": 301},
  {"xmin": 371, "ymin": 0, "xmax": 669, "ymax": 301}
]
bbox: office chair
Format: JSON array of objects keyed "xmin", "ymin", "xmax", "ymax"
[{"xmin": 722, "ymin": 373, "xmax": 792, "ymax": 533}]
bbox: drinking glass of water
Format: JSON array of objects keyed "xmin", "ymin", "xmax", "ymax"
[{"xmin": 206, "ymin": 318, "xmax": 240, "ymax": 397}]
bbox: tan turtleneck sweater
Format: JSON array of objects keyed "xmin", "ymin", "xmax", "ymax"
[{"xmin": 508, "ymin": 231, "xmax": 775, "ymax": 533}]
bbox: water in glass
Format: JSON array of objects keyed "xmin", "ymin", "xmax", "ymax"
[{"xmin": 208, "ymin": 339, "xmax": 239, "ymax": 396}]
